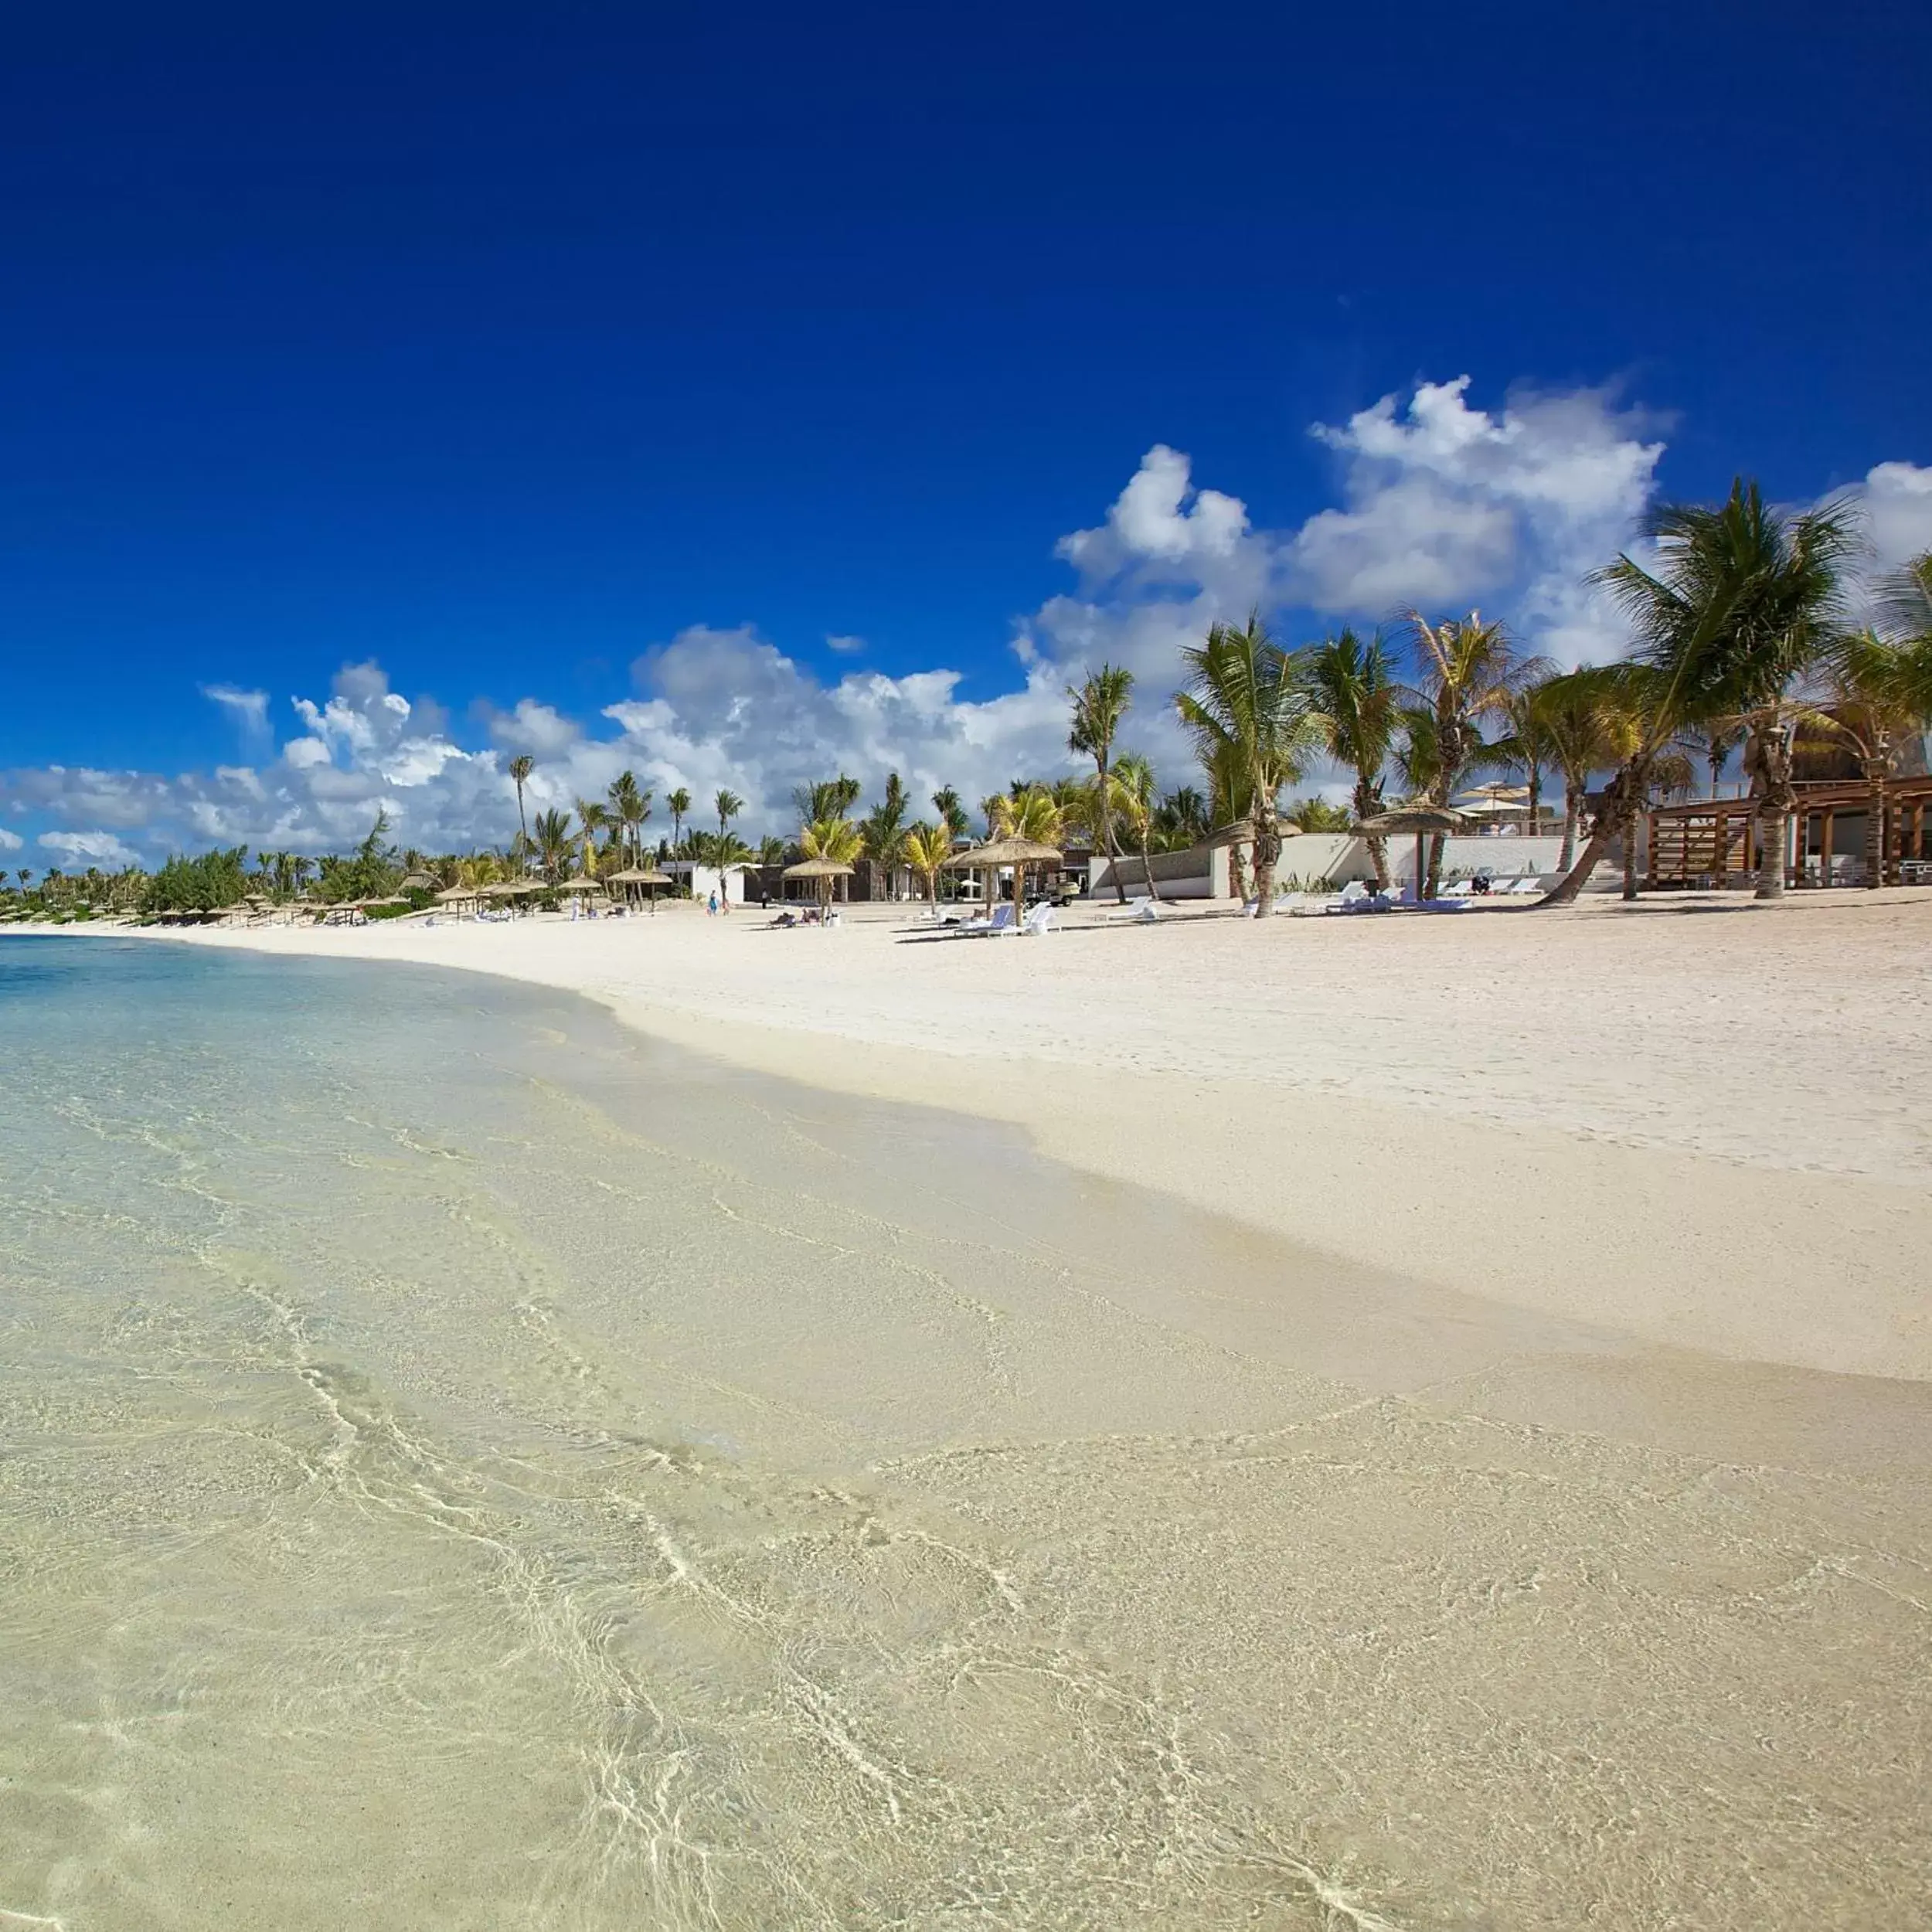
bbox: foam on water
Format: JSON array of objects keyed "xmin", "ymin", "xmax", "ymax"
[{"xmin": 1, "ymin": 938, "xmax": 1927, "ymax": 1929}]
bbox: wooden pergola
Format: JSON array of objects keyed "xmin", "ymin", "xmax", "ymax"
[{"xmin": 1644, "ymin": 775, "xmax": 1932, "ymax": 889}]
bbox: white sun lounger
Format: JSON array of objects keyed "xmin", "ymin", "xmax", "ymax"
[{"xmin": 954, "ymin": 903, "xmax": 1016, "ymax": 937}]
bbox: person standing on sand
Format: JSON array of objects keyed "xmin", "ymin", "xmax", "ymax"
[{"xmin": 706, "ymin": 889, "xmax": 718, "ymax": 917}]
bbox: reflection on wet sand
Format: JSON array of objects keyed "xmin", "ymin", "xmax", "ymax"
[{"xmin": 1, "ymin": 944, "xmax": 1926, "ymax": 1929}]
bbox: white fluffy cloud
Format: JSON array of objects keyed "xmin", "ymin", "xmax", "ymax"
[
  {"xmin": 1289, "ymin": 378, "xmax": 1667, "ymax": 665},
  {"xmin": 2, "ymin": 379, "xmax": 1921, "ymax": 859},
  {"xmin": 1855, "ymin": 461, "xmax": 1932, "ymax": 570},
  {"xmin": 39, "ymin": 829, "xmax": 142, "ymax": 867},
  {"xmin": 0, "ymin": 825, "xmax": 22, "ymax": 851}
]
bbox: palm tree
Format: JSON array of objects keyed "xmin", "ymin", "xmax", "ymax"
[
  {"xmin": 1152, "ymin": 786, "xmax": 1209, "ymax": 851},
  {"xmin": 1301, "ymin": 627, "xmax": 1399, "ymax": 889},
  {"xmin": 1068, "ymin": 664, "xmax": 1135, "ymax": 903},
  {"xmin": 757, "ymin": 834, "xmax": 786, "ymax": 868},
  {"xmin": 509, "ymin": 755, "xmax": 535, "ymax": 845},
  {"xmin": 1592, "ymin": 479, "xmax": 1862, "ymax": 900},
  {"xmin": 666, "ymin": 787, "xmax": 692, "ymax": 854},
  {"xmin": 1528, "ymin": 670, "xmax": 1618, "ymax": 872},
  {"xmin": 860, "ymin": 774, "xmax": 910, "ymax": 897},
  {"xmin": 607, "ymin": 770, "xmax": 652, "ymax": 866},
  {"xmin": 714, "ymin": 788, "xmax": 743, "ymax": 848},
  {"xmin": 930, "ymin": 786, "xmax": 970, "ymax": 842},
  {"xmin": 988, "ymin": 786, "xmax": 1065, "ymax": 922},
  {"xmin": 1876, "ymin": 551, "xmax": 1932, "ymax": 648},
  {"xmin": 1806, "ymin": 631, "xmax": 1932, "ymax": 886},
  {"xmin": 1175, "ymin": 613, "xmax": 1319, "ymax": 917},
  {"xmin": 1534, "ymin": 665, "xmax": 1695, "ymax": 903},
  {"xmin": 903, "ymin": 822, "xmax": 952, "ymax": 916},
  {"xmin": 1109, "ymin": 753, "xmax": 1162, "ymax": 903},
  {"xmin": 572, "ymin": 798, "xmax": 611, "ymax": 878},
  {"xmin": 1406, "ymin": 611, "xmax": 1546, "ymax": 898},
  {"xmin": 797, "ymin": 814, "xmax": 862, "ymax": 920},
  {"xmin": 1492, "ymin": 685, "xmax": 1556, "ymax": 836},
  {"xmin": 531, "ymin": 807, "xmax": 575, "ymax": 883}
]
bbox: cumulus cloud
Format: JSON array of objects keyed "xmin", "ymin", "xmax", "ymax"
[
  {"xmin": 1290, "ymin": 377, "xmax": 1667, "ymax": 665},
  {"xmin": 2, "ymin": 379, "xmax": 1920, "ymax": 859},
  {"xmin": 39, "ymin": 829, "xmax": 142, "ymax": 867},
  {"xmin": 0, "ymin": 825, "xmax": 21, "ymax": 851},
  {"xmin": 1855, "ymin": 461, "xmax": 1932, "ymax": 570}
]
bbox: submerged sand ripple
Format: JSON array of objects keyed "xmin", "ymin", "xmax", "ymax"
[{"xmin": 1, "ymin": 944, "xmax": 1926, "ymax": 1929}]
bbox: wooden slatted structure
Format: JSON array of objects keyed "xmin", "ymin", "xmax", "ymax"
[{"xmin": 1644, "ymin": 775, "xmax": 1932, "ymax": 888}]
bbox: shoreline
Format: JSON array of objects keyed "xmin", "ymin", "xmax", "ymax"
[{"xmin": 18, "ymin": 892, "xmax": 1931, "ymax": 1381}]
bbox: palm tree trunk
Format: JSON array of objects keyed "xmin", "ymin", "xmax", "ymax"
[
  {"xmin": 1622, "ymin": 819, "xmax": 1640, "ymax": 901},
  {"xmin": 1098, "ymin": 755, "xmax": 1126, "ymax": 904},
  {"xmin": 1229, "ymin": 841, "xmax": 1250, "ymax": 906},
  {"xmin": 1354, "ymin": 775, "xmax": 1387, "ymax": 889},
  {"xmin": 1140, "ymin": 831, "xmax": 1163, "ymax": 904},
  {"xmin": 1864, "ymin": 766, "xmax": 1886, "ymax": 888},
  {"xmin": 1423, "ymin": 831, "xmax": 1445, "ymax": 901},
  {"xmin": 1754, "ymin": 804, "xmax": 1788, "ymax": 900},
  {"xmin": 1558, "ymin": 787, "xmax": 1580, "ymax": 871},
  {"xmin": 1251, "ymin": 808, "xmax": 1281, "ymax": 917},
  {"xmin": 1527, "ymin": 767, "xmax": 1543, "ymax": 838}
]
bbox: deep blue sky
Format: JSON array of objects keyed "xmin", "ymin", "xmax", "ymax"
[{"xmin": 3, "ymin": 0, "xmax": 1927, "ymax": 778}]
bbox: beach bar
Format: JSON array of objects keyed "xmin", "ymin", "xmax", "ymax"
[{"xmin": 1643, "ymin": 774, "xmax": 1932, "ymax": 889}]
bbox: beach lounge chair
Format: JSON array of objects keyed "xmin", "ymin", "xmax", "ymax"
[
  {"xmin": 1325, "ymin": 882, "xmax": 1393, "ymax": 914},
  {"xmin": 954, "ymin": 903, "xmax": 1016, "ymax": 937},
  {"xmin": 1021, "ymin": 902, "xmax": 1056, "ymax": 936}
]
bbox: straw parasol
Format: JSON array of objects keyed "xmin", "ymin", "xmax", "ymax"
[
  {"xmin": 434, "ymin": 884, "xmax": 478, "ymax": 904},
  {"xmin": 943, "ymin": 835, "xmax": 1063, "ymax": 920},
  {"xmin": 607, "ymin": 865, "xmax": 673, "ymax": 911},
  {"xmin": 784, "ymin": 855, "xmax": 855, "ymax": 920},
  {"xmin": 1356, "ymin": 806, "xmax": 1470, "ymax": 897},
  {"xmin": 558, "ymin": 876, "xmax": 604, "ymax": 893}
]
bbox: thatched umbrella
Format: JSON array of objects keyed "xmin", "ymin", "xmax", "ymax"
[
  {"xmin": 1356, "ymin": 806, "xmax": 1470, "ymax": 898},
  {"xmin": 434, "ymin": 883, "xmax": 478, "ymax": 905},
  {"xmin": 943, "ymin": 835, "xmax": 1063, "ymax": 923},
  {"xmin": 399, "ymin": 870, "xmax": 436, "ymax": 892},
  {"xmin": 558, "ymin": 876, "xmax": 604, "ymax": 893},
  {"xmin": 783, "ymin": 855, "xmax": 855, "ymax": 920},
  {"xmin": 607, "ymin": 865, "xmax": 672, "ymax": 912}
]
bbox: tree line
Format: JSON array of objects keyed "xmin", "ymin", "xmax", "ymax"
[{"xmin": 7, "ymin": 477, "xmax": 1927, "ymax": 926}]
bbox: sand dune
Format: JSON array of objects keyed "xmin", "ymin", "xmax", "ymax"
[{"xmin": 123, "ymin": 888, "xmax": 1932, "ymax": 1380}]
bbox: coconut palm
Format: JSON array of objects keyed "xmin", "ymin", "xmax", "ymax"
[
  {"xmin": 1405, "ymin": 611, "xmax": 1546, "ymax": 898},
  {"xmin": 930, "ymin": 786, "xmax": 970, "ymax": 842},
  {"xmin": 860, "ymin": 774, "xmax": 910, "ymax": 897},
  {"xmin": 1592, "ymin": 478, "xmax": 1862, "ymax": 900},
  {"xmin": 1175, "ymin": 611, "xmax": 1318, "ymax": 917},
  {"xmin": 988, "ymin": 785, "xmax": 1065, "ymax": 921},
  {"xmin": 509, "ymin": 755, "xmax": 535, "ymax": 844},
  {"xmin": 1526, "ymin": 669, "xmax": 1619, "ymax": 871},
  {"xmin": 664, "ymin": 787, "xmax": 691, "ymax": 854},
  {"xmin": 1152, "ymin": 786, "xmax": 1209, "ymax": 851},
  {"xmin": 1532, "ymin": 665, "xmax": 1694, "ymax": 903},
  {"xmin": 530, "ymin": 807, "xmax": 575, "ymax": 883},
  {"xmin": 1876, "ymin": 551, "xmax": 1932, "ymax": 647},
  {"xmin": 1805, "ymin": 630, "xmax": 1932, "ymax": 886},
  {"xmin": 1108, "ymin": 753, "xmax": 1162, "ymax": 903},
  {"xmin": 903, "ymin": 821, "xmax": 952, "ymax": 915},
  {"xmin": 757, "ymin": 834, "xmax": 786, "ymax": 868},
  {"xmin": 607, "ymin": 770, "xmax": 652, "ymax": 866},
  {"xmin": 797, "ymin": 814, "xmax": 862, "ymax": 920},
  {"xmin": 714, "ymin": 788, "xmax": 743, "ymax": 847},
  {"xmin": 1491, "ymin": 685, "xmax": 1557, "ymax": 836},
  {"xmin": 571, "ymin": 798, "xmax": 611, "ymax": 878},
  {"xmin": 1301, "ymin": 627, "xmax": 1399, "ymax": 889},
  {"xmin": 1067, "ymin": 663, "xmax": 1135, "ymax": 902}
]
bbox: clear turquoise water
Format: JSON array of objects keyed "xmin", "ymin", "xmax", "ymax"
[{"xmin": 2, "ymin": 938, "xmax": 1927, "ymax": 1930}]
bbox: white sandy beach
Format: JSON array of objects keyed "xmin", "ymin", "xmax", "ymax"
[{"xmin": 100, "ymin": 889, "xmax": 1932, "ymax": 1382}]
